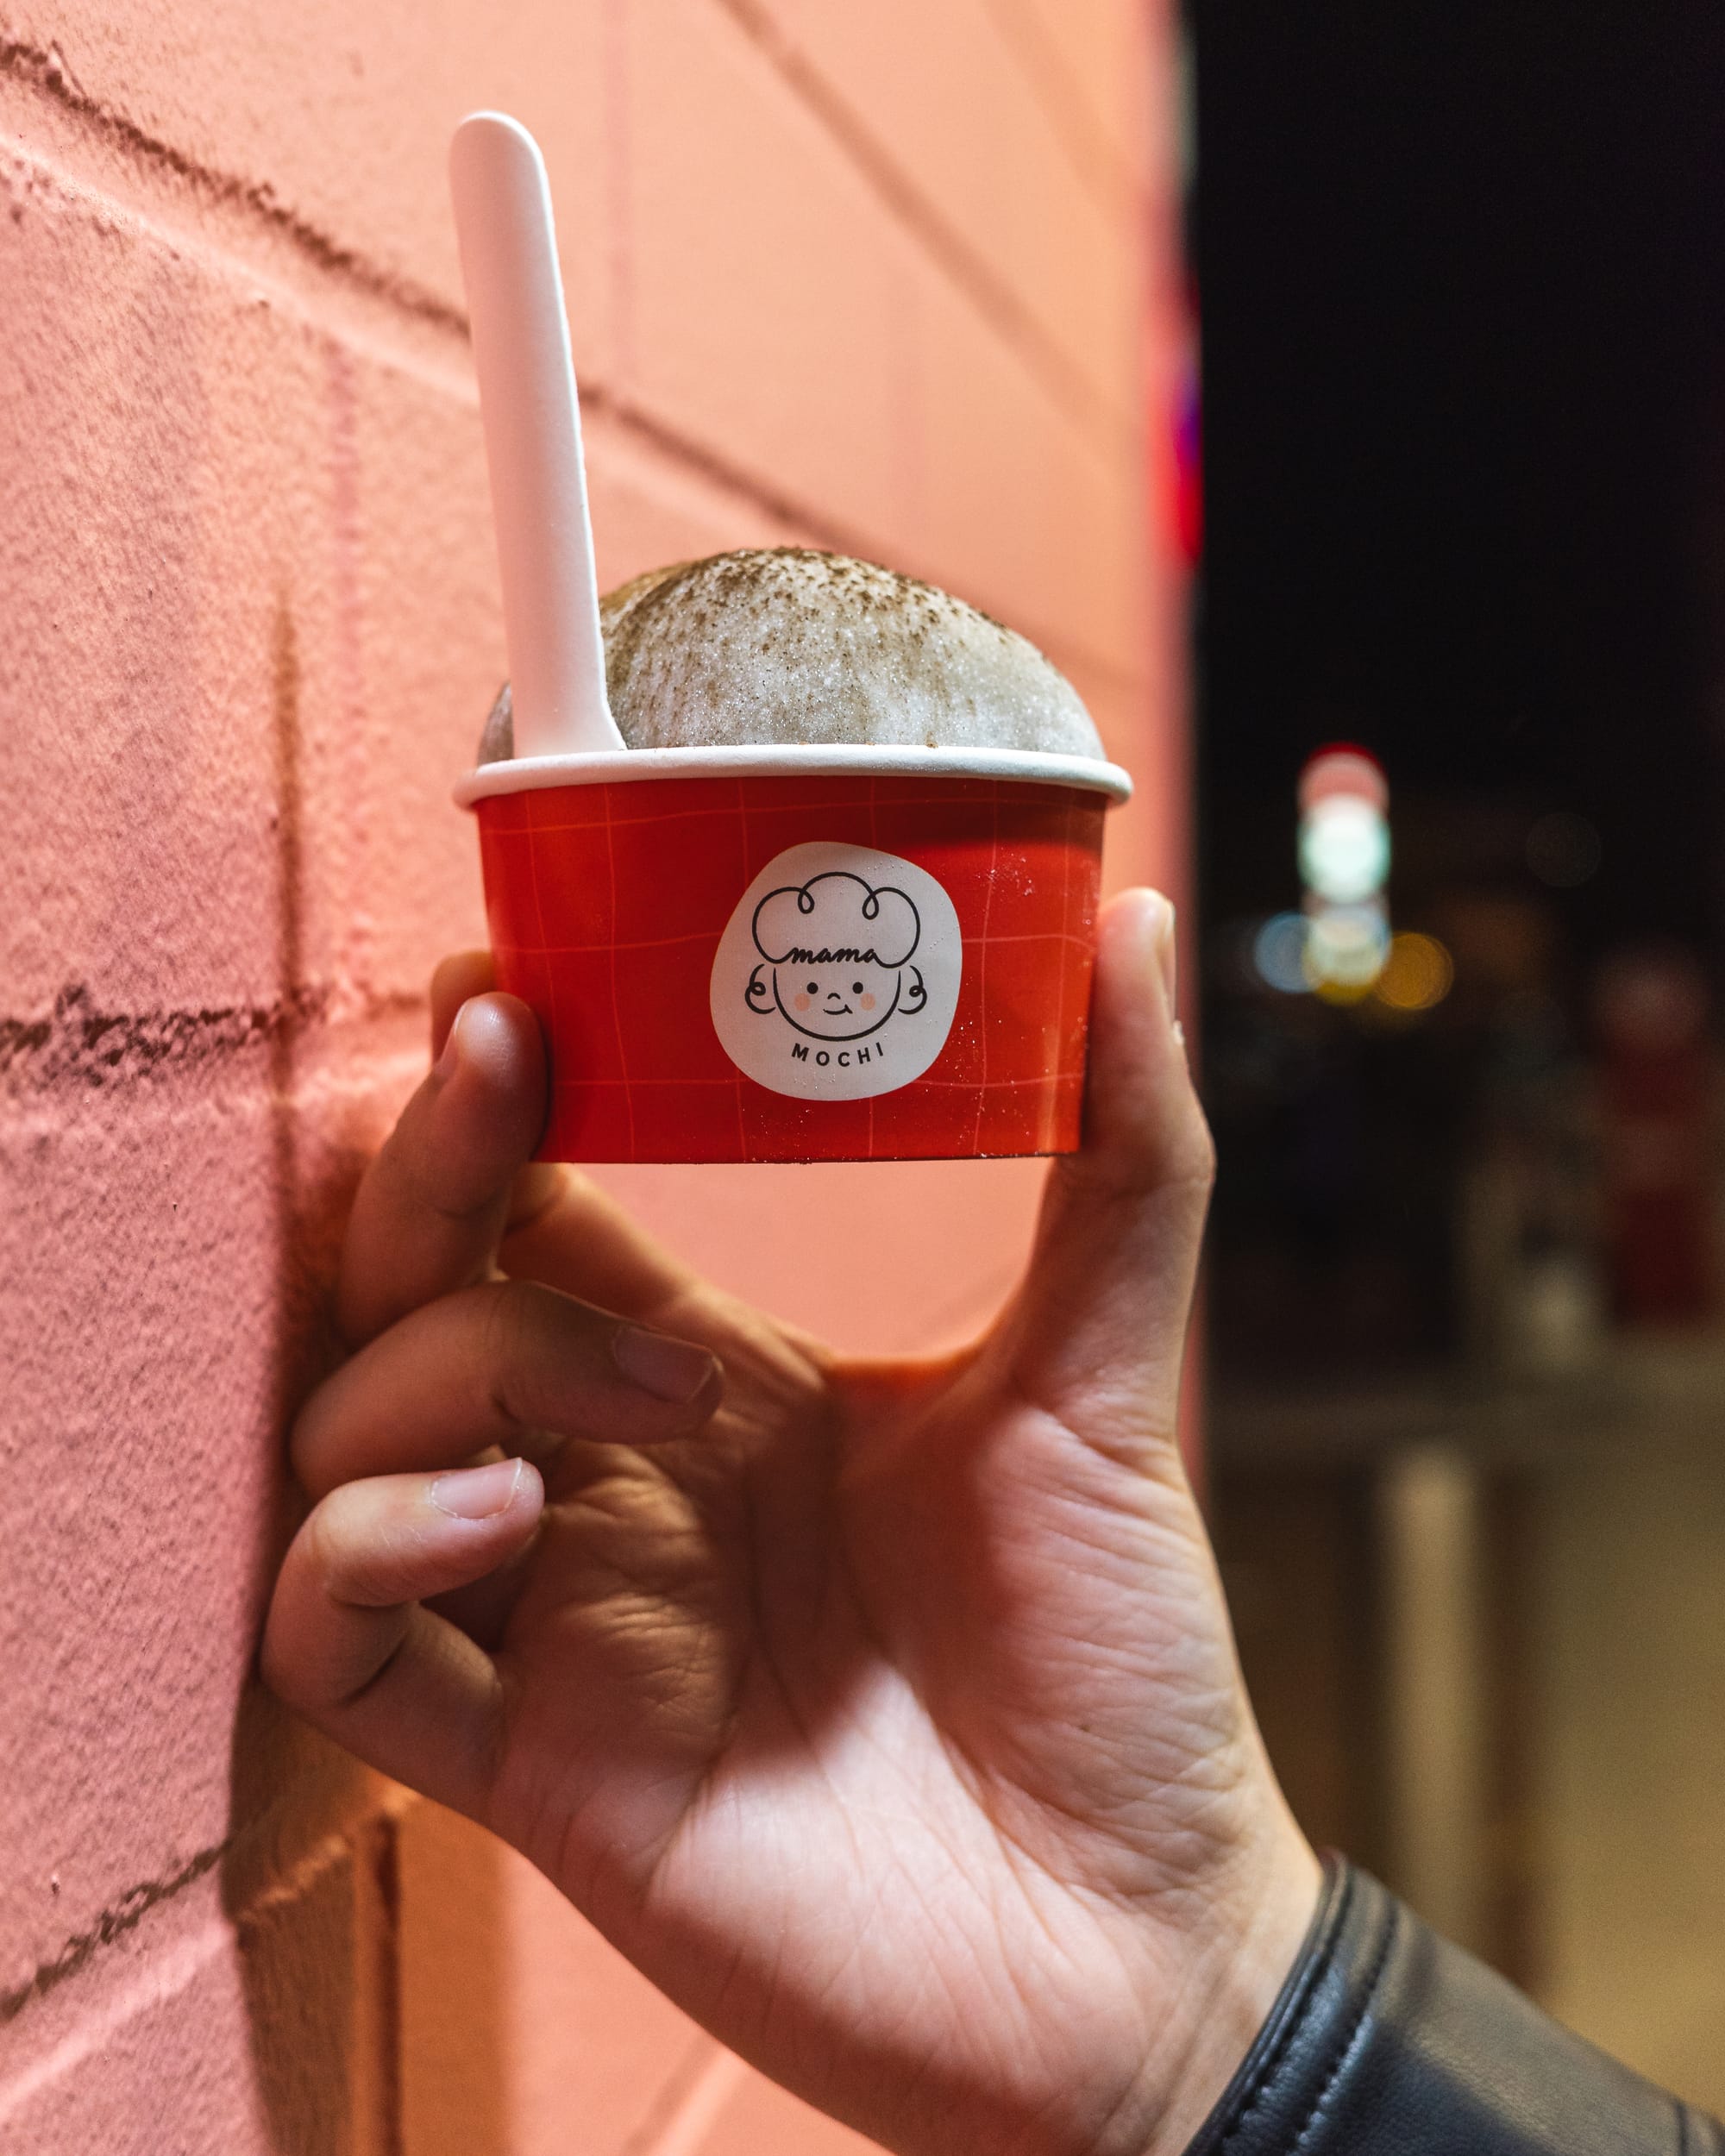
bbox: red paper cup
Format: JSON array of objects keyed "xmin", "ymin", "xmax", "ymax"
[{"xmin": 456, "ymin": 745, "xmax": 1132, "ymax": 1163}]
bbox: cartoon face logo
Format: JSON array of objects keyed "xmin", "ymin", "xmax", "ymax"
[
  {"xmin": 744, "ymin": 872, "xmax": 929, "ymax": 1042},
  {"xmin": 710, "ymin": 843, "xmax": 963, "ymax": 1101}
]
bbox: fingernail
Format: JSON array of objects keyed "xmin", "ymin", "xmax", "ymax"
[
  {"xmin": 433, "ymin": 999, "xmax": 475, "ymax": 1081},
  {"xmin": 429, "ymin": 1457, "xmax": 524, "ymax": 1520},
  {"xmin": 612, "ymin": 1325, "xmax": 718, "ymax": 1404}
]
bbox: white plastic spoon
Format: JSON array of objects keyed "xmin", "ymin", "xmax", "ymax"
[{"xmin": 449, "ymin": 111, "xmax": 624, "ymax": 758}]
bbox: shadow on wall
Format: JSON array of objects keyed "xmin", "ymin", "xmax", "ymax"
[{"xmin": 216, "ymin": 598, "xmax": 511, "ymax": 2152}]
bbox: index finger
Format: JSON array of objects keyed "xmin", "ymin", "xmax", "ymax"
[{"xmin": 336, "ymin": 987, "xmax": 549, "ymax": 1347}]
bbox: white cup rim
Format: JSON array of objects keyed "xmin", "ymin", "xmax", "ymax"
[{"xmin": 455, "ymin": 742, "xmax": 1133, "ymax": 807}]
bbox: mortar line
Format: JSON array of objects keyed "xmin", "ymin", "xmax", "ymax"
[
  {"xmin": 585, "ymin": 387, "xmax": 1144, "ymax": 690},
  {"xmin": 0, "ymin": 32, "xmax": 462, "ymax": 336},
  {"xmin": 1, "ymin": 9, "xmax": 1133, "ymax": 473},
  {"xmin": 980, "ymin": 0, "xmax": 1150, "ymax": 219},
  {"xmin": 709, "ymin": 0, "xmax": 1136, "ymax": 450},
  {"xmin": 0, "ymin": 123, "xmax": 1136, "ymax": 694},
  {"xmin": 614, "ymin": 2034, "xmax": 723, "ymax": 2156},
  {"xmin": 0, "ymin": 60, "xmax": 1142, "ymax": 688},
  {"xmin": 2, "ymin": 1789, "xmax": 422, "ymax": 2034},
  {"xmin": 366, "ymin": 1811, "xmax": 406, "ymax": 2156},
  {"xmin": 0, "ymin": 981, "xmax": 423, "ymax": 1095},
  {"xmin": 625, "ymin": 2043, "xmax": 750, "ymax": 2156},
  {"xmin": 0, "ymin": 1843, "xmax": 226, "ymax": 2025},
  {"xmin": 0, "ymin": 1921, "xmax": 230, "ymax": 2126}
]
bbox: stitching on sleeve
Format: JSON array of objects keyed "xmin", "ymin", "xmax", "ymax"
[
  {"xmin": 1218, "ymin": 1869, "xmax": 1358, "ymax": 2152},
  {"xmin": 1282, "ymin": 1901, "xmax": 1400, "ymax": 2155}
]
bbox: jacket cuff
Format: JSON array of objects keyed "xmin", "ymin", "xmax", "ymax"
[{"xmin": 1182, "ymin": 1855, "xmax": 1723, "ymax": 2155}]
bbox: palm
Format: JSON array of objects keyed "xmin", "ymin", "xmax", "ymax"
[
  {"xmin": 266, "ymin": 902, "xmax": 1317, "ymax": 2156},
  {"xmin": 486, "ymin": 1258, "xmax": 1259, "ymax": 2149}
]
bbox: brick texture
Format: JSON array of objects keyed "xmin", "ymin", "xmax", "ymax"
[{"xmin": 0, "ymin": 4, "xmax": 1183, "ymax": 2149}]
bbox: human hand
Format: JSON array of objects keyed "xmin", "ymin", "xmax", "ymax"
[{"xmin": 262, "ymin": 891, "xmax": 1318, "ymax": 2156}]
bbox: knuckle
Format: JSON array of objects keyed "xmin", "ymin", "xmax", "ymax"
[
  {"xmin": 307, "ymin": 1495, "xmax": 413, "ymax": 1609},
  {"xmin": 303, "ymin": 1499, "xmax": 355, "ymax": 1595},
  {"xmin": 479, "ymin": 1275, "xmax": 542, "ymax": 1372},
  {"xmin": 1156, "ymin": 1087, "xmax": 1217, "ymax": 1194},
  {"xmin": 374, "ymin": 1075, "xmax": 514, "ymax": 1230},
  {"xmin": 1183, "ymin": 1114, "xmax": 1218, "ymax": 1189},
  {"xmin": 506, "ymin": 1161, "xmax": 572, "ymax": 1232},
  {"xmin": 259, "ymin": 1638, "xmax": 310, "ymax": 1713},
  {"xmin": 286, "ymin": 1397, "xmax": 323, "ymax": 1488},
  {"xmin": 476, "ymin": 1276, "xmax": 567, "ymax": 1426}
]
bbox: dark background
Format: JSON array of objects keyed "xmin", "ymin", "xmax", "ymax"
[
  {"xmin": 1194, "ymin": 0, "xmax": 1725, "ymax": 948},
  {"xmin": 1189, "ymin": 1, "xmax": 1725, "ymax": 1378}
]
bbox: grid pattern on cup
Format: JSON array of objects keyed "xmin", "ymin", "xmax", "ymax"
[{"xmin": 479, "ymin": 774, "xmax": 1103, "ymax": 1162}]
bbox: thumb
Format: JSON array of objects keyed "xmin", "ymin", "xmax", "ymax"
[{"xmin": 1003, "ymin": 888, "xmax": 1214, "ymax": 1443}]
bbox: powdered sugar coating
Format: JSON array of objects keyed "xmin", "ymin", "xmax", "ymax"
[{"xmin": 477, "ymin": 548, "xmax": 1103, "ymax": 763}]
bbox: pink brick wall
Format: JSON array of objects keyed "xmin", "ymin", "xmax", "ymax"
[{"xmin": 0, "ymin": 5, "xmax": 1185, "ymax": 2147}]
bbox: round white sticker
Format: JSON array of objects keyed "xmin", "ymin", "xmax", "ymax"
[{"xmin": 709, "ymin": 842, "xmax": 963, "ymax": 1100}]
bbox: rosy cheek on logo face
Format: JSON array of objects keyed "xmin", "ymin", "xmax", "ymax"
[
  {"xmin": 859, "ymin": 993, "xmax": 876, "ymax": 1011},
  {"xmin": 794, "ymin": 993, "xmax": 812, "ymax": 1012}
]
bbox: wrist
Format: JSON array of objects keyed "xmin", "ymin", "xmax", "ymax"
[{"xmin": 1121, "ymin": 1823, "xmax": 1324, "ymax": 2156}]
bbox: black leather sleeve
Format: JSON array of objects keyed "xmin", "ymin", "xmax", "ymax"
[{"xmin": 1183, "ymin": 1857, "xmax": 1725, "ymax": 2156}]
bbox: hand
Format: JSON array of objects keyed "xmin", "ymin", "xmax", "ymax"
[{"xmin": 262, "ymin": 891, "xmax": 1319, "ymax": 2156}]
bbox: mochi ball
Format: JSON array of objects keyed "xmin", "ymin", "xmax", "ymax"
[{"xmin": 477, "ymin": 548, "xmax": 1104, "ymax": 763}]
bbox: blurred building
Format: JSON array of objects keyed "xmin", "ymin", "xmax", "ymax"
[{"xmin": 1193, "ymin": 0, "xmax": 1725, "ymax": 2115}]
